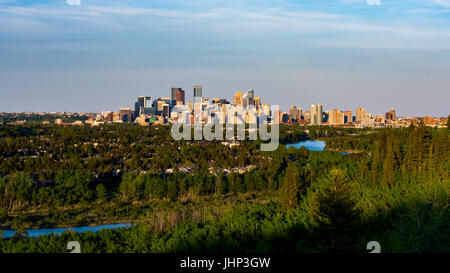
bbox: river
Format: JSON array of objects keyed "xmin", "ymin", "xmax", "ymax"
[
  {"xmin": 1, "ymin": 223, "xmax": 132, "ymax": 239},
  {"xmin": 286, "ymin": 140, "xmax": 350, "ymax": 154}
]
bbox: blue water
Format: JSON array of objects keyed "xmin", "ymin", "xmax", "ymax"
[
  {"xmin": 286, "ymin": 140, "xmax": 326, "ymax": 151},
  {"xmin": 1, "ymin": 223, "xmax": 131, "ymax": 239},
  {"xmin": 286, "ymin": 140, "xmax": 349, "ymax": 154}
]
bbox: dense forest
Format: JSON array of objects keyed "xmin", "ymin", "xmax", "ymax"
[{"xmin": 0, "ymin": 122, "xmax": 448, "ymax": 253}]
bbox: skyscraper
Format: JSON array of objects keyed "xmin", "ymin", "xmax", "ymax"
[
  {"xmin": 385, "ymin": 108, "xmax": 396, "ymax": 121},
  {"xmin": 298, "ymin": 108, "xmax": 303, "ymax": 120},
  {"xmin": 243, "ymin": 89, "xmax": 255, "ymax": 107},
  {"xmin": 135, "ymin": 96, "xmax": 152, "ymax": 117},
  {"xmin": 162, "ymin": 104, "xmax": 170, "ymax": 118},
  {"xmin": 290, "ymin": 106, "xmax": 299, "ymax": 122},
  {"xmin": 135, "ymin": 96, "xmax": 144, "ymax": 117},
  {"xmin": 329, "ymin": 109, "xmax": 345, "ymax": 125},
  {"xmin": 356, "ymin": 107, "xmax": 368, "ymax": 122},
  {"xmin": 152, "ymin": 97, "xmax": 171, "ymax": 116},
  {"xmin": 171, "ymin": 87, "xmax": 185, "ymax": 105},
  {"xmin": 254, "ymin": 97, "xmax": 261, "ymax": 111},
  {"xmin": 344, "ymin": 111, "xmax": 353, "ymax": 124},
  {"xmin": 234, "ymin": 92, "xmax": 243, "ymax": 106},
  {"xmin": 194, "ymin": 85, "xmax": 203, "ymax": 102},
  {"xmin": 310, "ymin": 104, "xmax": 323, "ymax": 125}
]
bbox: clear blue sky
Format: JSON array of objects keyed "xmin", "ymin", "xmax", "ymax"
[{"xmin": 0, "ymin": 0, "xmax": 449, "ymax": 117}]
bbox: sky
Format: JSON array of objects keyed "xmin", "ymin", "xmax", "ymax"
[{"xmin": 0, "ymin": 0, "xmax": 449, "ymax": 117}]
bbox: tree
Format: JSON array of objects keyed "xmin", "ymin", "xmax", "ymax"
[
  {"xmin": 215, "ymin": 173, "xmax": 227, "ymax": 195},
  {"xmin": 96, "ymin": 184, "xmax": 107, "ymax": 202},
  {"xmin": 315, "ymin": 168, "xmax": 360, "ymax": 252},
  {"xmin": 382, "ymin": 137, "xmax": 396, "ymax": 188},
  {"xmin": 358, "ymin": 152, "xmax": 369, "ymax": 184},
  {"xmin": 370, "ymin": 140, "xmax": 381, "ymax": 185},
  {"xmin": 280, "ymin": 163, "xmax": 299, "ymax": 211},
  {"xmin": 166, "ymin": 179, "xmax": 179, "ymax": 201}
]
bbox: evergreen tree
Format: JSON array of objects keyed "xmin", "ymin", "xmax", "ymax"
[
  {"xmin": 166, "ymin": 179, "xmax": 179, "ymax": 201},
  {"xmin": 370, "ymin": 140, "xmax": 381, "ymax": 185},
  {"xmin": 96, "ymin": 184, "xmax": 107, "ymax": 202},
  {"xmin": 358, "ymin": 153, "xmax": 369, "ymax": 184},
  {"xmin": 280, "ymin": 163, "xmax": 299, "ymax": 211},
  {"xmin": 382, "ymin": 137, "xmax": 396, "ymax": 188},
  {"xmin": 315, "ymin": 168, "xmax": 360, "ymax": 252}
]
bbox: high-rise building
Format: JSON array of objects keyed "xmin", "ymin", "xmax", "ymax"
[
  {"xmin": 145, "ymin": 96, "xmax": 152, "ymax": 108},
  {"xmin": 356, "ymin": 107, "xmax": 369, "ymax": 122},
  {"xmin": 162, "ymin": 104, "xmax": 170, "ymax": 118},
  {"xmin": 322, "ymin": 111, "xmax": 329, "ymax": 123},
  {"xmin": 234, "ymin": 92, "xmax": 243, "ymax": 106},
  {"xmin": 261, "ymin": 103, "xmax": 271, "ymax": 117},
  {"xmin": 171, "ymin": 87, "xmax": 185, "ymax": 105},
  {"xmin": 385, "ymin": 108, "xmax": 396, "ymax": 121},
  {"xmin": 254, "ymin": 97, "xmax": 261, "ymax": 111},
  {"xmin": 135, "ymin": 96, "xmax": 144, "ymax": 117},
  {"xmin": 310, "ymin": 104, "xmax": 323, "ymax": 125},
  {"xmin": 329, "ymin": 109, "xmax": 345, "ymax": 125},
  {"xmin": 243, "ymin": 89, "xmax": 255, "ymax": 107},
  {"xmin": 344, "ymin": 111, "xmax": 353, "ymax": 124},
  {"xmin": 310, "ymin": 105, "xmax": 317, "ymax": 124},
  {"xmin": 119, "ymin": 108, "xmax": 133, "ymax": 122},
  {"xmin": 194, "ymin": 85, "xmax": 203, "ymax": 102},
  {"xmin": 298, "ymin": 108, "xmax": 303, "ymax": 120},
  {"xmin": 281, "ymin": 112, "xmax": 289, "ymax": 123},
  {"xmin": 135, "ymin": 96, "xmax": 152, "ymax": 117},
  {"xmin": 290, "ymin": 106, "xmax": 299, "ymax": 122},
  {"xmin": 152, "ymin": 97, "xmax": 171, "ymax": 116}
]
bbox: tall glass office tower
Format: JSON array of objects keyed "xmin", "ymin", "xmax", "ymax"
[{"xmin": 193, "ymin": 85, "xmax": 203, "ymax": 103}]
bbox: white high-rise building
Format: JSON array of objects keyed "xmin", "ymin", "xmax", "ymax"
[{"xmin": 310, "ymin": 104, "xmax": 323, "ymax": 125}]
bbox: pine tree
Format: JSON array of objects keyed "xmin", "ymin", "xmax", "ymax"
[
  {"xmin": 280, "ymin": 163, "xmax": 299, "ymax": 211},
  {"xmin": 370, "ymin": 140, "xmax": 381, "ymax": 185},
  {"xmin": 358, "ymin": 153, "xmax": 369, "ymax": 184},
  {"xmin": 315, "ymin": 169, "xmax": 361, "ymax": 252},
  {"xmin": 382, "ymin": 137, "xmax": 396, "ymax": 188},
  {"xmin": 96, "ymin": 184, "xmax": 106, "ymax": 202}
]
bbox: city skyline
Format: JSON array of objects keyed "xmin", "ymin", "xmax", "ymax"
[
  {"xmin": 72, "ymin": 88, "xmax": 446, "ymax": 129},
  {"xmin": 0, "ymin": 0, "xmax": 449, "ymax": 116},
  {"xmin": 0, "ymin": 83, "xmax": 448, "ymax": 119}
]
